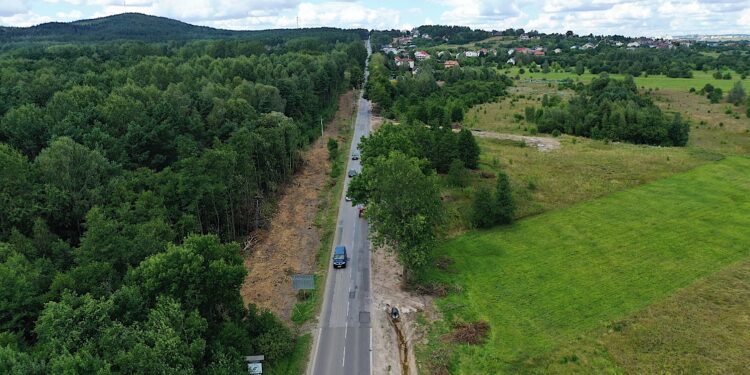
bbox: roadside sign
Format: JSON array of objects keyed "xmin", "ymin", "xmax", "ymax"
[
  {"xmin": 247, "ymin": 363, "xmax": 262, "ymax": 374},
  {"xmin": 291, "ymin": 274, "xmax": 315, "ymax": 290},
  {"xmin": 245, "ymin": 355, "xmax": 264, "ymax": 374}
]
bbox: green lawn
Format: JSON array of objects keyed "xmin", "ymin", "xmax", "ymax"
[
  {"xmin": 504, "ymin": 67, "xmax": 750, "ymax": 92},
  {"xmin": 421, "ymin": 156, "xmax": 750, "ymax": 374}
]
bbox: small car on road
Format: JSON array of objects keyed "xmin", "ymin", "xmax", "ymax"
[
  {"xmin": 352, "ymin": 151, "xmax": 360, "ymax": 160},
  {"xmin": 332, "ymin": 246, "xmax": 347, "ymax": 268},
  {"xmin": 348, "ymin": 169, "xmax": 358, "ymax": 177}
]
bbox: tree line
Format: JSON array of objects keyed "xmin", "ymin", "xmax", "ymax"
[{"xmin": 0, "ymin": 32, "xmax": 366, "ymax": 372}]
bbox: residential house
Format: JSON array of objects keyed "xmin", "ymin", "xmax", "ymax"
[
  {"xmin": 394, "ymin": 56, "xmax": 415, "ymax": 69},
  {"xmin": 553, "ymin": 48, "xmax": 562, "ymax": 54},
  {"xmin": 627, "ymin": 41, "xmax": 640, "ymax": 48},
  {"xmin": 464, "ymin": 51, "xmax": 481, "ymax": 57},
  {"xmin": 444, "ymin": 60, "xmax": 460, "ymax": 69},
  {"xmin": 506, "ymin": 57, "xmax": 516, "ymax": 65},
  {"xmin": 507, "ymin": 48, "xmax": 515, "ymax": 56},
  {"xmin": 533, "ymin": 50, "xmax": 545, "ymax": 56},
  {"xmin": 514, "ymin": 47, "xmax": 531, "ymax": 54},
  {"xmin": 519, "ymin": 33, "xmax": 530, "ymax": 40},
  {"xmin": 581, "ymin": 43, "xmax": 595, "ymax": 50},
  {"xmin": 414, "ymin": 50, "xmax": 431, "ymax": 60}
]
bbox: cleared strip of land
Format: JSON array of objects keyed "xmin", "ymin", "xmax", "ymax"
[{"xmin": 423, "ymin": 156, "xmax": 750, "ymax": 374}]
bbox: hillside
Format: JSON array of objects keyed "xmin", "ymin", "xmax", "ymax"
[{"xmin": 0, "ymin": 13, "xmax": 366, "ymax": 43}]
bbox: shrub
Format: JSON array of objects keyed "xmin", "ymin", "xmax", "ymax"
[
  {"xmin": 493, "ymin": 172, "xmax": 515, "ymax": 225},
  {"xmin": 446, "ymin": 159, "xmax": 469, "ymax": 188},
  {"xmin": 326, "ymin": 138, "xmax": 338, "ymax": 160},
  {"xmin": 471, "ymin": 186, "xmax": 494, "ymax": 228}
]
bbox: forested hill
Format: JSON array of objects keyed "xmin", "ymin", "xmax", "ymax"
[{"xmin": 0, "ymin": 12, "xmax": 368, "ymax": 43}]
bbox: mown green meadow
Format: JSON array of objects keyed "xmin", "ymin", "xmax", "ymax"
[{"xmin": 421, "ymin": 157, "xmax": 750, "ymax": 374}]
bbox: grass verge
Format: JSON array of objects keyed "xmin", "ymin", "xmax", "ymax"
[
  {"xmin": 420, "ymin": 156, "xmax": 750, "ymax": 374},
  {"xmin": 265, "ymin": 334, "xmax": 312, "ymax": 375}
]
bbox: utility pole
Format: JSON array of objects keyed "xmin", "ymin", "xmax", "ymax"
[{"xmin": 320, "ymin": 116, "xmax": 323, "ymax": 137}]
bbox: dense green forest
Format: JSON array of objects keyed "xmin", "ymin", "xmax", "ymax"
[
  {"xmin": 528, "ymin": 75, "xmax": 690, "ymax": 146},
  {"xmin": 0, "ymin": 21, "xmax": 367, "ymax": 372}
]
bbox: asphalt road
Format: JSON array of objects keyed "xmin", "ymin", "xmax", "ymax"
[{"xmin": 309, "ymin": 38, "xmax": 373, "ymax": 375}]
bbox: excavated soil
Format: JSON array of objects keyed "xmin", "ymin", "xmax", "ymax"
[
  {"xmin": 371, "ymin": 246, "xmax": 432, "ymax": 375},
  {"xmin": 240, "ymin": 91, "xmax": 356, "ymax": 323}
]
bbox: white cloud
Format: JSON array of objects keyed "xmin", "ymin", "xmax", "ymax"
[
  {"xmin": 0, "ymin": 1, "xmax": 30, "ymax": 17},
  {"xmin": 0, "ymin": 11, "xmax": 52, "ymax": 27},
  {"xmin": 440, "ymin": 0, "xmax": 526, "ymax": 29},
  {"xmin": 56, "ymin": 9, "xmax": 84, "ymax": 19},
  {"xmin": 195, "ymin": 1, "xmax": 402, "ymax": 30}
]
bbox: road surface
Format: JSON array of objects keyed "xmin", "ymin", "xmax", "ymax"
[{"xmin": 309, "ymin": 38, "xmax": 373, "ymax": 375}]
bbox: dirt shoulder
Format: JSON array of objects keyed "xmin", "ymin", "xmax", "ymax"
[
  {"xmin": 371, "ymin": 246, "xmax": 432, "ymax": 375},
  {"xmin": 240, "ymin": 90, "xmax": 356, "ymax": 324},
  {"xmin": 471, "ymin": 129, "xmax": 561, "ymax": 151}
]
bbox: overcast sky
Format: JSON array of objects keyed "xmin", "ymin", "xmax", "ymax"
[{"xmin": 1, "ymin": 0, "xmax": 749, "ymax": 37}]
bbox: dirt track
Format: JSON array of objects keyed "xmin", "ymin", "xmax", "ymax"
[
  {"xmin": 471, "ymin": 129, "xmax": 561, "ymax": 151},
  {"xmin": 240, "ymin": 91, "xmax": 356, "ymax": 323}
]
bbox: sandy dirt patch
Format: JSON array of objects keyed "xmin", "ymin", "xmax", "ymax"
[
  {"xmin": 471, "ymin": 129, "xmax": 561, "ymax": 151},
  {"xmin": 371, "ymin": 246, "xmax": 432, "ymax": 375},
  {"xmin": 240, "ymin": 91, "xmax": 356, "ymax": 324}
]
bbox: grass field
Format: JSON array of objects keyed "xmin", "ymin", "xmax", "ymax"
[
  {"xmin": 533, "ymin": 258, "xmax": 750, "ymax": 374},
  {"xmin": 466, "ymin": 79, "xmax": 750, "ymax": 156},
  {"xmin": 421, "ymin": 157, "xmax": 750, "ymax": 374},
  {"xmin": 441, "ymin": 136, "xmax": 718, "ymax": 235},
  {"xmin": 504, "ymin": 67, "xmax": 750, "ymax": 92}
]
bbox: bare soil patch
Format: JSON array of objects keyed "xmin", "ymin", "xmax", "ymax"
[
  {"xmin": 448, "ymin": 321, "xmax": 490, "ymax": 345},
  {"xmin": 240, "ymin": 90, "xmax": 356, "ymax": 324},
  {"xmin": 471, "ymin": 129, "xmax": 561, "ymax": 151}
]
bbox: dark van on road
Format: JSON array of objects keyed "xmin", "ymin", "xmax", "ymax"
[{"xmin": 333, "ymin": 246, "xmax": 347, "ymax": 268}]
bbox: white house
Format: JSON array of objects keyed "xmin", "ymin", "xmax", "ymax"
[
  {"xmin": 553, "ymin": 48, "xmax": 562, "ymax": 54},
  {"xmin": 627, "ymin": 41, "xmax": 640, "ymax": 48},
  {"xmin": 507, "ymin": 48, "xmax": 514, "ymax": 56},
  {"xmin": 414, "ymin": 50, "xmax": 431, "ymax": 60},
  {"xmin": 506, "ymin": 57, "xmax": 516, "ymax": 65},
  {"xmin": 581, "ymin": 43, "xmax": 595, "ymax": 50},
  {"xmin": 464, "ymin": 51, "xmax": 481, "ymax": 57}
]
